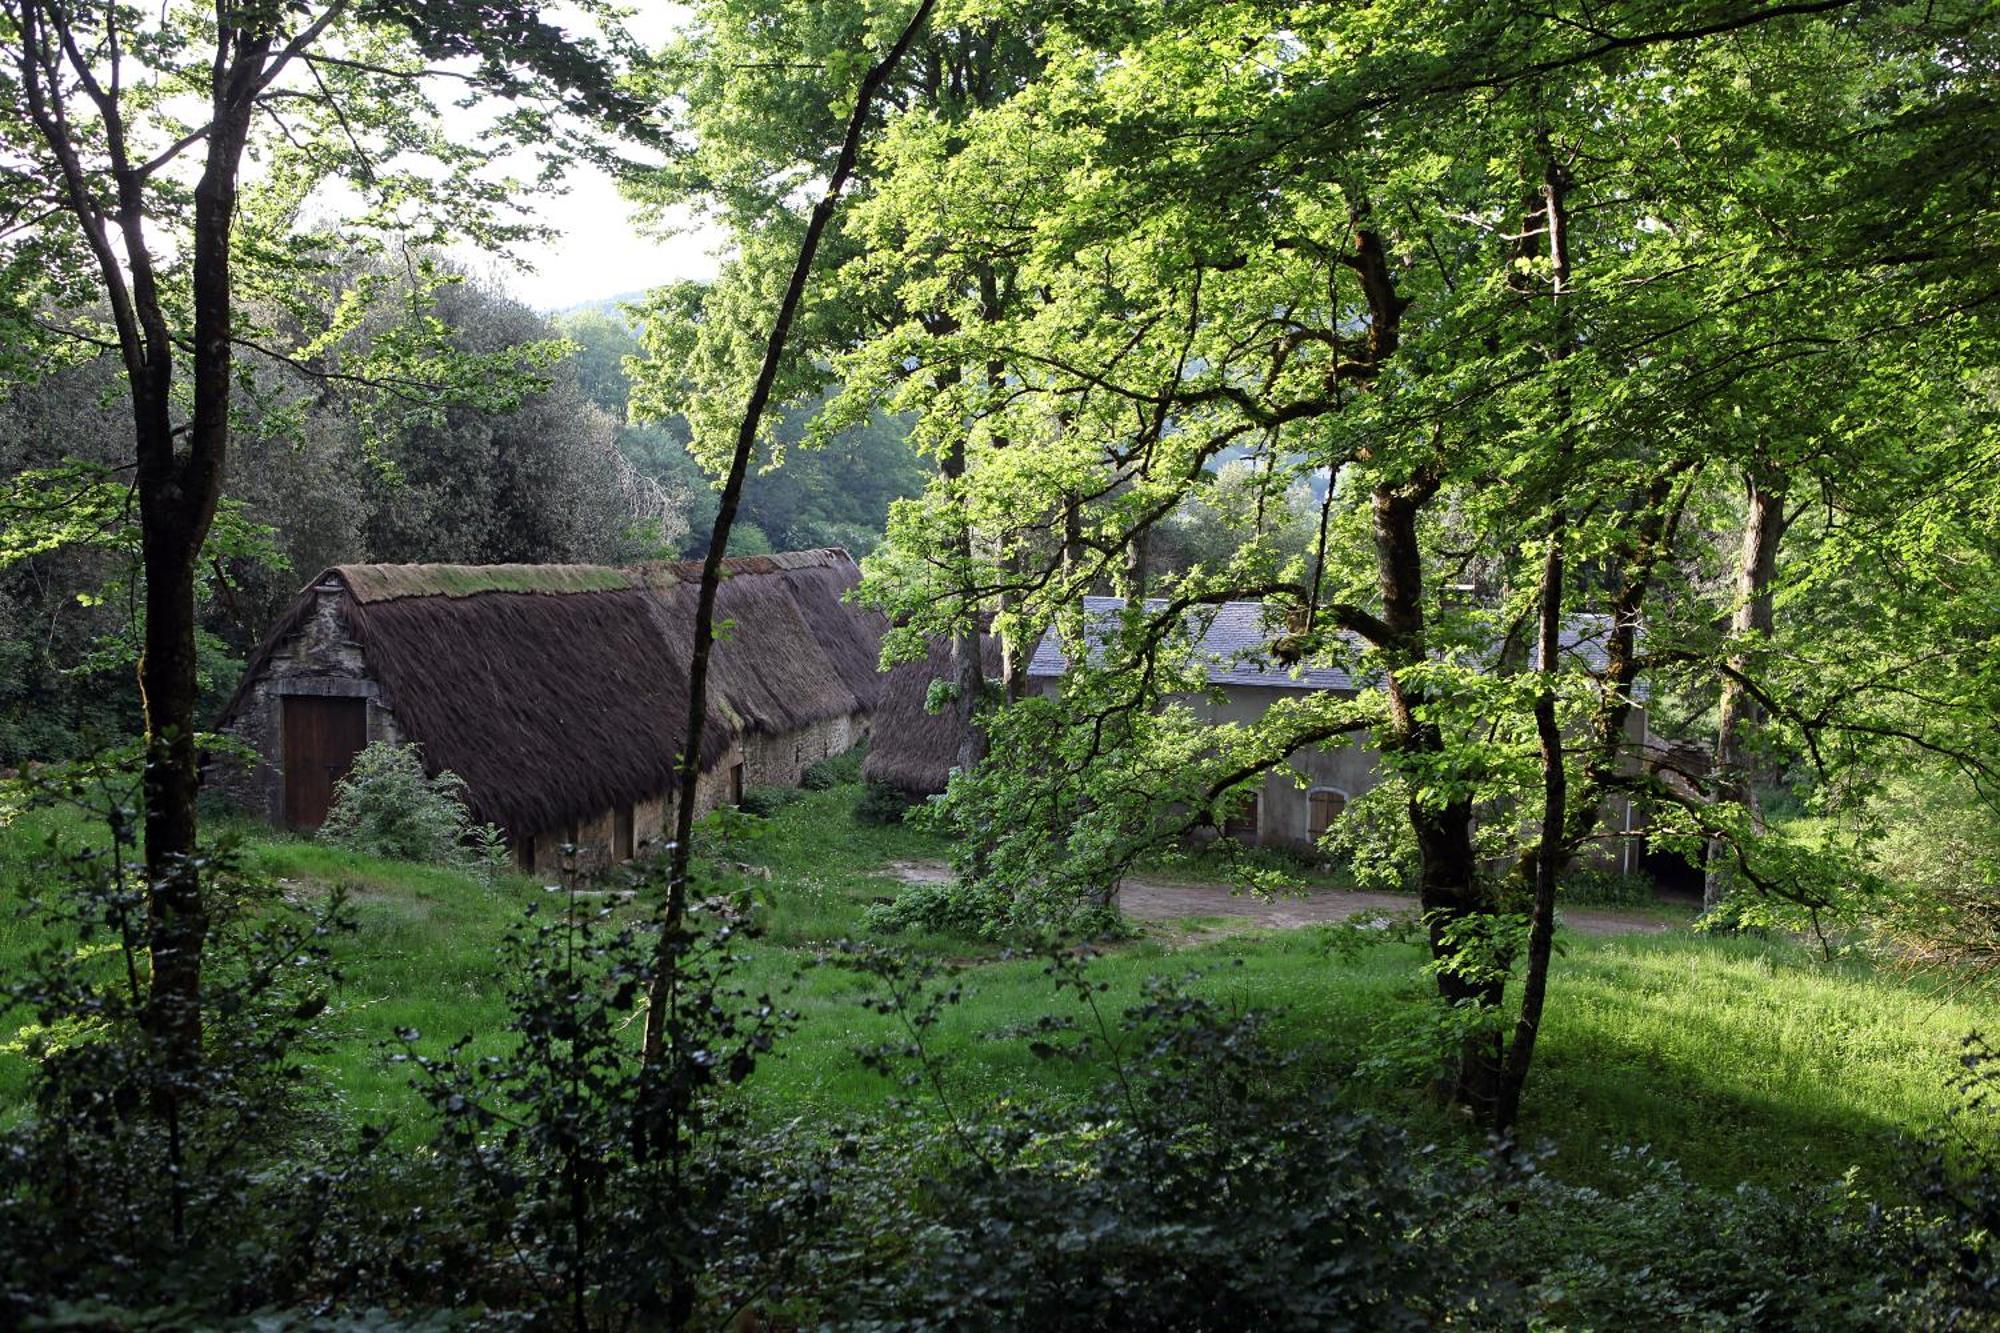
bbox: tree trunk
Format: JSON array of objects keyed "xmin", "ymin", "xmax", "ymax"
[
  {"xmin": 135, "ymin": 61, "xmax": 261, "ymax": 1069},
  {"xmin": 641, "ymin": 0, "xmax": 937, "ymax": 1089},
  {"xmin": 942, "ymin": 428, "xmax": 988, "ymax": 773},
  {"xmin": 1497, "ymin": 523, "xmax": 1565, "ymax": 1134},
  {"xmin": 1704, "ymin": 467, "xmax": 1787, "ymax": 911},
  {"xmin": 1495, "ymin": 143, "xmax": 1575, "ymax": 1133},
  {"xmin": 1374, "ymin": 483, "xmax": 1499, "ymax": 1115}
]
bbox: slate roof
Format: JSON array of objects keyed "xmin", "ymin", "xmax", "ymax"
[
  {"xmin": 1026, "ymin": 597, "xmax": 1365, "ymax": 692},
  {"xmin": 1026, "ymin": 597, "xmax": 1637, "ymax": 693}
]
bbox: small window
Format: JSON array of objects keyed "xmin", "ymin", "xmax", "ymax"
[
  {"xmin": 729, "ymin": 762, "xmax": 745, "ymax": 807},
  {"xmin": 1308, "ymin": 789, "xmax": 1348, "ymax": 841},
  {"xmin": 514, "ymin": 836, "xmax": 535, "ymax": 872},
  {"xmin": 1222, "ymin": 791, "xmax": 1259, "ymax": 838},
  {"xmin": 564, "ymin": 821, "xmax": 579, "ymax": 849},
  {"xmin": 614, "ymin": 805, "xmax": 635, "ymax": 862}
]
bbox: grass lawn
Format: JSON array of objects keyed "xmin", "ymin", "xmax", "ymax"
[{"xmin": 2, "ymin": 782, "xmax": 1991, "ymax": 1190}]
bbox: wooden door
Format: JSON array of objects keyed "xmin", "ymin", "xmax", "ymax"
[{"xmin": 282, "ymin": 695, "xmax": 368, "ymax": 830}]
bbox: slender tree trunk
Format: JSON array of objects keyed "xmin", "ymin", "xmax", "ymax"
[
  {"xmin": 1498, "ymin": 522, "xmax": 1566, "ymax": 1134},
  {"xmin": 1496, "ymin": 143, "xmax": 1574, "ymax": 1133},
  {"xmin": 640, "ymin": 0, "xmax": 936, "ymax": 1071},
  {"xmin": 942, "ymin": 426, "xmax": 988, "ymax": 772},
  {"xmin": 634, "ymin": 12, "xmax": 937, "ymax": 1315},
  {"xmin": 1704, "ymin": 466, "xmax": 1787, "ymax": 911},
  {"xmin": 137, "ymin": 74, "xmax": 259, "ymax": 1069}
]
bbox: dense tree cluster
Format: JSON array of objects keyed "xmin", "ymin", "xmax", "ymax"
[
  {"xmin": 641, "ymin": 0, "xmax": 2000, "ymax": 1121},
  {"xmin": 1, "ymin": 0, "xmax": 1996, "ymax": 1325}
]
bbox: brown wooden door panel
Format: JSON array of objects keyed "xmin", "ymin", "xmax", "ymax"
[{"xmin": 282, "ymin": 695, "xmax": 368, "ymax": 830}]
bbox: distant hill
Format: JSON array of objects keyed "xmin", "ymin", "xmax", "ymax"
[{"xmin": 549, "ymin": 290, "xmax": 651, "ymax": 323}]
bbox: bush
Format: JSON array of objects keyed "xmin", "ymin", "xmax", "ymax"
[
  {"xmin": 863, "ymin": 876, "xmax": 1013, "ymax": 939},
  {"xmin": 317, "ymin": 741, "xmax": 506, "ymax": 878},
  {"xmin": 756, "ymin": 950, "xmax": 1512, "ymax": 1330},
  {"xmin": 0, "ymin": 754, "xmax": 354, "ymax": 1327},
  {"xmin": 856, "ymin": 779, "xmax": 917, "ymax": 825},
  {"xmin": 863, "ymin": 874, "xmax": 1129, "ymax": 944},
  {"xmin": 1869, "ymin": 766, "xmax": 2000, "ymax": 990},
  {"xmin": 801, "ymin": 747, "xmax": 863, "ymax": 790},
  {"xmin": 385, "ymin": 865, "xmax": 793, "ymax": 1327},
  {"xmin": 739, "ymin": 784, "xmax": 805, "ymax": 817}
]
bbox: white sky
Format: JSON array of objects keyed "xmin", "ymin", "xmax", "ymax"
[
  {"xmin": 479, "ymin": 170, "xmax": 722, "ymax": 313},
  {"xmin": 472, "ymin": 2, "xmax": 715, "ymax": 313}
]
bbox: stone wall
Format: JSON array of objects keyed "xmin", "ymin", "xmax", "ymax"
[
  {"xmin": 220, "ymin": 582, "xmax": 877, "ymax": 877},
  {"xmin": 209, "ymin": 582, "xmax": 405, "ymax": 826},
  {"xmin": 739, "ymin": 710, "xmax": 868, "ymax": 792}
]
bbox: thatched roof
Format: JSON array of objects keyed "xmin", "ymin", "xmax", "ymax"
[
  {"xmin": 860, "ymin": 633, "xmax": 1002, "ymax": 797},
  {"xmin": 220, "ymin": 549, "xmax": 882, "ymax": 837},
  {"xmin": 638, "ymin": 547, "xmax": 888, "ymax": 721},
  {"xmin": 642, "ymin": 570, "xmax": 861, "ymax": 737}
]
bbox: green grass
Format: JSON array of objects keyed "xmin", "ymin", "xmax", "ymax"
[{"xmin": 2, "ymin": 783, "xmax": 1991, "ymax": 1189}]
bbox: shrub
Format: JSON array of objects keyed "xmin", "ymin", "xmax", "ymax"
[
  {"xmin": 855, "ymin": 779, "xmax": 917, "ymax": 826},
  {"xmin": 801, "ymin": 747, "xmax": 863, "ymax": 790},
  {"xmin": 387, "ymin": 863, "xmax": 792, "ymax": 1327},
  {"xmin": 317, "ymin": 741, "xmax": 506, "ymax": 878},
  {"xmin": 1869, "ymin": 766, "xmax": 2000, "ymax": 990},
  {"xmin": 862, "ymin": 876, "xmax": 1012, "ymax": 939},
  {"xmin": 863, "ymin": 874, "xmax": 1130, "ymax": 944},
  {"xmin": 739, "ymin": 784, "xmax": 805, "ymax": 817},
  {"xmin": 756, "ymin": 950, "xmax": 1512, "ymax": 1330},
  {"xmin": 0, "ymin": 753, "xmax": 353, "ymax": 1327}
]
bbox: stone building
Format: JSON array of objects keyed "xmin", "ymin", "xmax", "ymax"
[
  {"xmin": 212, "ymin": 548, "xmax": 883, "ymax": 873},
  {"xmin": 1021, "ymin": 597, "xmax": 1649, "ymax": 867}
]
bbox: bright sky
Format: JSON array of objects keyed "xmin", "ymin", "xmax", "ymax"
[
  {"xmin": 480, "ymin": 170, "xmax": 722, "ymax": 314},
  {"xmin": 470, "ymin": 2, "xmax": 716, "ymax": 314}
]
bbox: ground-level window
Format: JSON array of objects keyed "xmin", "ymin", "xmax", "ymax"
[
  {"xmin": 1308, "ymin": 788, "xmax": 1349, "ymax": 842},
  {"xmin": 614, "ymin": 805, "xmax": 635, "ymax": 862},
  {"xmin": 1223, "ymin": 791, "xmax": 1260, "ymax": 838}
]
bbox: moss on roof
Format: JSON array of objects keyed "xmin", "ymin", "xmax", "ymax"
[{"xmin": 335, "ymin": 564, "xmax": 638, "ymax": 604}]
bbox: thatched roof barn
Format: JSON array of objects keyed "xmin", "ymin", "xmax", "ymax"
[
  {"xmin": 860, "ymin": 633, "xmax": 1002, "ymax": 798},
  {"xmin": 214, "ymin": 548, "xmax": 883, "ymax": 870}
]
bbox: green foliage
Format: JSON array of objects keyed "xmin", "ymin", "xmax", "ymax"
[
  {"xmin": 863, "ymin": 873, "xmax": 1130, "ymax": 944},
  {"xmin": 1317, "ymin": 779, "xmax": 1421, "ymax": 893},
  {"xmin": 317, "ymin": 742, "xmax": 506, "ymax": 880},
  {"xmin": 855, "ymin": 779, "xmax": 918, "ymax": 825},
  {"xmin": 0, "ymin": 754, "xmax": 354, "ymax": 1326},
  {"xmin": 388, "ymin": 869, "xmax": 791, "ymax": 1325},
  {"xmin": 800, "ymin": 747, "xmax": 863, "ymax": 790},
  {"xmin": 1496, "ymin": 1130, "xmax": 1999, "ymax": 1331},
  {"xmin": 1866, "ymin": 766, "xmax": 2000, "ymax": 992},
  {"xmin": 1560, "ymin": 867, "xmax": 1660, "ymax": 911},
  {"xmin": 737, "ymin": 784, "xmax": 805, "ymax": 817},
  {"xmin": 862, "ymin": 875, "xmax": 1014, "ymax": 939},
  {"xmin": 774, "ymin": 947, "xmax": 1511, "ymax": 1329}
]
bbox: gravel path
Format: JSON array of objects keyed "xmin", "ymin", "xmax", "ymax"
[{"xmin": 878, "ymin": 860, "xmax": 1676, "ymax": 938}]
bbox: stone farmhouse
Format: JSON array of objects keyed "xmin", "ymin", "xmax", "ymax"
[
  {"xmin": 870, "ymin": 596, "xmax": 1649, "ymax": 870},
  {"xmin": 212, "ymin": 548, "xmax": 883, "ymax": 873}
]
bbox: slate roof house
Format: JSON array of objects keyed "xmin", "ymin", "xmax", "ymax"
[
  {"xmin": 1012, "ymin": 596, "xmax": 1650, "ymax": 867},
  {"xmin": 213, "ymin": 548, "xmax": 883, "ymax": 873}
]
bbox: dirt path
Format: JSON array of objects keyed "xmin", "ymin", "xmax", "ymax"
[{"xmin": 878, "ymin": 860, "xmax": 1675, "ymax": 938}]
